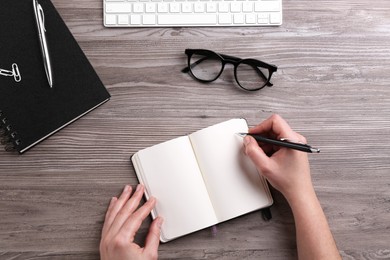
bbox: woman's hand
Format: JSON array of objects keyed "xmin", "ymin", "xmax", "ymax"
[
  {"xmin": 243, "ymin": 114, "xmax": 313, "ymax": 202},
  {"xmin": 100, "ymin": 184, "xmax": 163, "ymax": 260}
]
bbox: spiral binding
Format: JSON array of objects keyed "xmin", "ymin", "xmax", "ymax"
[{"xmin": 0, "ymin": 110, "xmax": 21, "ymax": 152}]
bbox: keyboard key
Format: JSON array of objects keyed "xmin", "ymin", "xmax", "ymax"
[
  {"xmin": 145, "ymin": 3, "xmax": 156, "ymax": 12},
  {"xmin": 218, "ymin": 2, "xmax": 229, "ymax": 12},
  {"xmin": 270, "ymin": 12, "xmax": 281, "ymax": 24},
  {"xmin": 106, "ymin": 3, "xmax": 132, "ymax": 13},
  {"xmin": 118, "ymin": 14, "xmax": 129, "ymax": 24},
  {"xmin": 143, "ymin": 14, "xmax": 156, "ymax": 24},
  {"xmin": 182, "ymin": 2, "xmax": 193, "ymax": 13},
  {"xmin": 133, "ymin": 3, "xmax": 144, "ymax": 12},
  {"xmin": 105, "ymin": 14, "xmax": 117, "ymax": 24},
  {"xmin": 170, "ymin": 2, "xmax": 180, "ymax": 12},
  {"xmin": 206, "ymin": 2, "xmax": 217, "ymax": 12},
  {"xmin": 233, "ymin": 13, "xmax": 244, "ymax": 24},
  {"xmin": 231, "ymin": 2, "xmax": 241, "ymax": 12},
  {"xmin": 130, "ymin": 14, "xmax": 142, "ymax": 24},
  {"xmin": 219, "ymin": 13, "xmax": 232, "ymax": 24},
  {"xmin": 242, "ymin": 2, "xmax": 253, "ymax": 12},
  {"xmin": 194, "ymin": 2, "xmax": 205, "ymax": 13},
  {"xmin": 245, "ymin": 13, "xmax": 255, "ymax": 23},
  {"xmin": 158, "ymin": 2, "xmax": 169, "ymax": 12},
  {"xmin": 158, "ymin": 14, "xmax": 217, "ymax": 25},
  {"xmin": 258, "ymin": 13, "xmax": 269, "ymax": 24},
  {"xmin": 255, "ymin": 1, "xmax": 279, "ymax": 12}
]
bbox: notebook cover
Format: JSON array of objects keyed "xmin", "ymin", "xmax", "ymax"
[{"xmin": 0, "ymin": 0, "xmax": 110, "ymax": 153}]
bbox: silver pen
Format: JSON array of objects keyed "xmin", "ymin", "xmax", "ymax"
[{"xmin": 33, "ymin": 0, "xmax": 53, "ymax": 88}]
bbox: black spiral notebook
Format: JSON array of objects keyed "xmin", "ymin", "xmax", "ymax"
[{"xmin": 0, "ymin": 0, "xmax": 110, "ymax": 153}]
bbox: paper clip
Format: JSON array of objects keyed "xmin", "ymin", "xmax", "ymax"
[{"xmin": 0, "ymin": 63, "xmax": 21, "ymax": 82}]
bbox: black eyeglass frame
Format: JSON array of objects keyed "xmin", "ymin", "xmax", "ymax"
[{"xmin": 182, "ymin": 49, "xmax": 278, "ymax": 91}]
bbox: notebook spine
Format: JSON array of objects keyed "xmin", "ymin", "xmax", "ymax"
[{"xmin": 0, "ymin": 110, "xmax": 21, "ymax": 152}]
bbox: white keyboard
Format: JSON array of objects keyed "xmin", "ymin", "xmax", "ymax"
[{"xmin": 104, "ymin": 0, "xmax": 282, "ymax": 27}]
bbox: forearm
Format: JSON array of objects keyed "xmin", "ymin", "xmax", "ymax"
[
  {"xmin": 288, "ymin": 188, "xmax": 341, "ymax": 260},
  {"xmin": 244, "ymin": 115, "xmax": 341, "ymax": 259}
]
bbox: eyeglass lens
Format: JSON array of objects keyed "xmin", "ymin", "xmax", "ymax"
[
  {"xmin": 189, "ymin": 51, "xmax": 271, "ymax": 91},
  {"xmin": 236, "ymin": 62, "xmax": 270, "ymax": 91},
  {"xmin": 189, "ymin": 52, "xmax": 223, "ymax": 81}
]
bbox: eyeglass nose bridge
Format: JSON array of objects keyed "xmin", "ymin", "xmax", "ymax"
[
  {"xmin": 219, "ymin": 55, "xmax": 271, "ymax": 81},
  {"xmin": 216, "ymin": 55, "xmax": 244, "ymax": 83},
  {"xmin": 219, "ymin": 53, "xmax": 242, "ymax": 66}
]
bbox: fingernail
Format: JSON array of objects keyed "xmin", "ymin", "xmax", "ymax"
[
  {"xmin": 157, "ymin": 217, "xmax": 163, "ymax": 229},
  {"xmin": 124, "ymin": 185, "xmax": 130, "ymax": 192},
  {"xmin": 136, "ymin": 184, "xmax": 142, "ymax": 192}
]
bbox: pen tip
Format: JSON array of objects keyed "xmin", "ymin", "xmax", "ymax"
[
  {"xmin": 236, "ymin": 133, "xmax": 247, "ymax": 137},
  {"xmin": 311, "ymin": 148, "xmax": 320, "ymax": 153}
]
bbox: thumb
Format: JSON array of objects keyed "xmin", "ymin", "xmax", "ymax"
[
  {"xmin": 243, "ymin": 136, "xmax": 271, "ymax": 174},
  {"xmin": 144, "ymin": 217, "xmax": 163, "ymax": 257}
]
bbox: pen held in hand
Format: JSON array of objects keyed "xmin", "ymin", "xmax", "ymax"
[{"xmin": 237, "ymin": 133, "xmax": 320, "ymax": 153}]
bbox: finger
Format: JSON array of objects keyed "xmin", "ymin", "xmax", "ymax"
[
  {"xmin": 244, "ymin": 136, "xmax": 272, "ymax": 175},
  {"xmin": 122, "ymin": 184, "xmax": 144, "ymax": 215},
  {"xmin": 295, "ymin": 132, "xmax": 308, "ymax": 144},
  {"xmin": 144, "ymin": 217, "xmax": 163, "ymax": 257},
  {"xmin": 120, "ymin": 197, "xmax": 157, "ymax": 242},
  {"xmin": 102, "ymin": 196, "xmax": 118, "ymax": 237},
  {"xmin": 109, "ymin": 184, "xmax": 145, "ymax": 236},
  {"xmin": 103, "ymin": 185, "xmax": 132, "ymax": 233},
  {"xmin": 258, "ymin": 142, "xmax": 280, "ymax": 156},
  {"xmin": 249, "ymin": 114, "xmax": 294, "ymax": 139}
]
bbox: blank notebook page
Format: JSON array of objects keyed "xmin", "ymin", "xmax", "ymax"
[
  {"xmin": 135, "ymin": 136, "xmax": 218, "ymax": 241},
  {"xmin": 189, "ymin": 118, "xmax": 273, "ymax": 222}
]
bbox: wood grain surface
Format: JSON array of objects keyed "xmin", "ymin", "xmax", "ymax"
[{"xmin": 1, "ymin": 0, "xmax": 389, "ymax": 259}]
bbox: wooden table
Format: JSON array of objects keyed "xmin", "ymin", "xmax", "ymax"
[{"xmin": 1, "ymin": 0, "xmax": 389, "ymax": 259}]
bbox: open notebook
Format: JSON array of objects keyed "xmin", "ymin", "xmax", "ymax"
[{"xmin": 132, "ymin": 119, "xmax": 273, "ymax": 242}]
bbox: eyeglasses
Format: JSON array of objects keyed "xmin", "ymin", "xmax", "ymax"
[{"xmin": 182, "ymin": 49, "xmax": 277, "ymax": 91}]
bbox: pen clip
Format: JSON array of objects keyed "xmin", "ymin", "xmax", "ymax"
[
  {"xmin": 280, "ymin": 137, "xmax": 320, "ymax": 152},
  {"xmin": 33, "ymin": 0, "xmax": 46, "ymax": 33},
  {"xmin": 38, "ymin": 4, "xmax": 46, "ymax": 32},
  {"xmin": 280, "ymin": 137, "xmax": 310, "ymax": 147}
]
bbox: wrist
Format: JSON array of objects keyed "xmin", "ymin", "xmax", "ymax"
[{"xmin": 284, "ymin": 185, "xmax": 318, "ymax": 212}]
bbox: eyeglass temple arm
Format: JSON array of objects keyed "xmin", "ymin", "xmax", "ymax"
[
  {"xmin": 255, "ymin": 66, "xmax": 273, "ymax": 87},
  {"xmin": 181, "ymin": 56, "xmax": 209, "ymax": 73}
]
